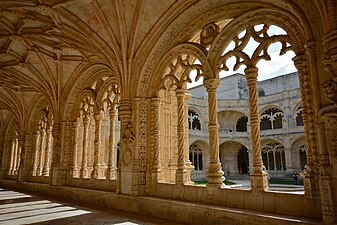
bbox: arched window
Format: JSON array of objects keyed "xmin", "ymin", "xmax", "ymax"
[
  {"xmin": 296, "ymin": 106, "xmax": 304, "ymax": 126},
  {"xmin": 188, "ymin": 109, "xmax": 201, "ymax": 130},
  {"xmin": 258, "ymin": 89, "xmax": 265, "ymax": 97},
  {"xmin": 236, "ymin": 116, "xmax": 248, "ymax": 132},
  {"xmin": 262, "ymin": 142, "xmax": 286, "ymax": 171},
  {"xmin": 260, "ymin": 107, "xmax": 284, "ymax": 130},
  {"xmin": 189, "ymin": 144, "xmax": 203, "ymax": 171}
]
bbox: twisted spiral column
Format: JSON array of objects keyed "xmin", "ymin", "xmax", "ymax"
[
  {"xmin": 9, "ymin": 139, "xmax": 15, "ymax": 175},
  {"xmin": 175, "ymin": 89, "xmax": 188, "ymax": 185},
  {"xmin": 204, "ymin": 78, "xmax": 224, "ymax": 187},
  {"xmin": 80, "ymin": 116, "xmax": 90, "ymax": 178},
  {"xmin": 92, "ymin": 114, "xmax": 104, "ymax": 179},
  {"xmin": 70, "ymin": 121, "xmax": 80, "ymax": 178},
  {"xmin": 42, "ymin": 126, "xmax": 53, "ymax": 176},
  {"xmin": 245, "ymin": 67, "xmax": 268, "ymax": 191},
  {"xmin": 107, "ymin": 108, "xmax": 117, "ymax": 179},
  {"xmin": 32, "ymin": 132, "xmax": 40, "ymax": 176},
  {"xmin": 37, "ymin": 129, "xmax": 46, "ymax": 176}
]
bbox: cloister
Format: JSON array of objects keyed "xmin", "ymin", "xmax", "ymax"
[{"xmin": 0, "ymin": 1, "xmax": 337, "ymax": 224}]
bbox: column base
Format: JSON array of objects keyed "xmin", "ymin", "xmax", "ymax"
[
  {"xmin": 250, "ymin": 172, "xmax": 268, "ymax": 192},
  {"xmin": 80, "ymin": 168, "xmax": 89, "ymax": 179},
  {"xmin": 206, "ymin": 162, "xmax": 225, "ymax": 188},
  {"xmin": 42, "ymin": 168, "xmax": 50, "ymax": 177},
  {"xmin": 176, "ymin": 169, "xmax": 193, "ymax": 185},
  {"xmin": 106, "ymin": 168, "xmax": 116, "ymax": 180},
  {"xmin": 70, "ymin": 168, "xmax": 79, "ymax": 178}
]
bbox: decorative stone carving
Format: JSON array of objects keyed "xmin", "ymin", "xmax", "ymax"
[
  {"xmin": 323, "ymin": 79, "xmax": 337, "ymax": 105},
  {"xmin": 200, "ymin": 22, "xmax": 220, "ymax": 47}
]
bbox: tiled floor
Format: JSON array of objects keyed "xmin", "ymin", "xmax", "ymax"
[{"xmin": 0, "ymin": 188, "xmax": 184, "ymax": 225}]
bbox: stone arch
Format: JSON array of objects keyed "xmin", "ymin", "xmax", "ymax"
[
  {"xmin": 62, "ymin": 62, "xmax": 119, "ymax": 121},
  {"xmin": 261, "ymin": 139, "xmax": 286, "ymax": 172},
  {"xmin": 218, "ymin": 110, "xmax": 247, "ymax": 132},
  {"xmin": 26, "ymin": 95, "xmax": 52, "ymax": 135},
  {"xmin": 136, "ymin": 1, "xmax": 315, "ymax": 99},
  {"xmin": 148, "ymin": 42, "xmax": 212, "ymax": 98},
  {"xmin": 208, "ymin": 8, "xmax": 310, "ymax": 66},
  {"xmin": 189, "ymin": 140, "xmax": 209, "ymax": 181},
  {"xmin": 219, "ymin": 140, "xmax": 249, "ymax": 175},
  {"xmin": 291, "ymin": 136, "xmax": 307, "ymax": 170},
  {"xmin": 260, "ymin": 106, "xmax": 284, "ymax": 130}
]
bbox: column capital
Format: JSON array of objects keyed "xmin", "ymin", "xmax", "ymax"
[
  {"xmin": 203, "ymin": 78, "xmax": 219, "ymax": 92},
  {"xmin": 175, "ymin": 88, "xmax": 187, "ymax": 97},
  {"xmin": 244, "ymin": 67, "xmax": 258, "ymax": 80}
]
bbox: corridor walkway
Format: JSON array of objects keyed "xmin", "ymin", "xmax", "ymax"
[{"xmin": 0, "ymin": 188, "xmax": 184, "ymax": 225}]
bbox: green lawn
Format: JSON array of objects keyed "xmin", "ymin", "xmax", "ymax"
[
  {"xmin": 194, "ymin": 180, "xmax": 236, "ymax": 186},
  {"xmin": 269, "ymin": 178, "xmax": 304, "ymax": 185}
]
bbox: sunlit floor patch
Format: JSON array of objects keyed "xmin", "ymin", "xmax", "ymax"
[{"xmin": 0, "ymin": 187, "xmax": 182, "ymax": 225}]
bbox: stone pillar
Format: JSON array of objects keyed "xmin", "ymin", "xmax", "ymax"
[
  {"xmin": 293, "ymin": 55, "xmax": 320, "ymax": 201},
  {"xmin": 9, "ymin": 140, "xmax": 15, "ymax": 175},
  {"xmin": 91, "ymin": 114, "xmax": 104, "ymax": 179},
  {"xmin": 12, "ymin": 138, "xmax": 19, "ymax": 175},
  {"xmin": 118, "ymin": 100, "xmax": 135, "ymax": 194},
  {"xmin": 80, "ymin": 116, "xmax": 90, "ymax": 178},
  {"xmin": 175, "ymin": 89, "xmax": 191, "ymax": 185},
  {"xmin": 284, "ymin": 147, "xmax": 294, "ymax": 172},
  {"xmin": 318, "ymin": 117, "xmax": 337, "ymax": 223},
  {"xmin": 107, "ymin": 107, "xmax": 117, "ymax": 179},
  {"xmin": 245, "ymin": 67, "xmax": 268, "ymax": 191},
  {"xmin": 204, "ymin": 78, "xmax": 224, "ymax": 188},
  {"xmin": 32, "ymin": 132, "xmax": 40, "ymax": 176},
  {"xmin": 184, "ymin": 92, "xmax": 193, "ymax": 182},
  {"xmin": 42, "ymin": 125, "xmax": 53, "ymax": 176},
  {"xmin": 151, "ymin": 98, "xmax": 162, "ymax": 184},
  {"xmin": 37, "ymin": 129, "xmax": 46, "ymax": 176},
  {"xmin": 70, "ymin": 121, "xmax": 80, "ymax": 178},
  {"xmin": 18, "ymin": 135, "xmax": 29, "ymax": 182}
]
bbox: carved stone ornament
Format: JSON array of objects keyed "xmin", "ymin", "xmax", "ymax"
[
  {"xmin": 122, "ymin": 148, "xmax": 132, "ymax": 166},
  {"xmin": 323, "ymin": 79, "xmax": 337, "ymax": 105},
  {"xmin": 200, "ymin": 22, "xmax": 220, "ymax": 47}
]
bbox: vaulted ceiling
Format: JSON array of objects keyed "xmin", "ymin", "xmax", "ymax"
[{"xmin": 0, "ymin": 0, "xmax": 328, "ymax": 130}]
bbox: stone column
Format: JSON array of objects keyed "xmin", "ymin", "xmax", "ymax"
[
  {"xmin": 107, "ymin": 107, "xmax": 117, "ymax": 179},
  {"xmin": 9, "ymin": 140, "xmax": 15, "ymax": 175},
  {"xmin": 245, "ymin": 67, "xmax": 268, "ymax": 191},
  {"xmin": 12, "ymin": 138, "xmax": 19, "ymax": 175},
  {"xmin": 80, "ymin": 116, "xmax": 90, "ymax": 178},
  {"xmin": 175, "ymin": 89, "xmax": 190, "ymax": 185},
  {"xmin": 284, "ymin": 147, "xmax": 293, "ymax": 172},
  {"xmin": 92, "ymin": 114, "xmax": 104, "ymax": 179},
  {"xmin": 70, "ymin": 121, "xmax": 80, "ymax": 178},
  {"xmin": 42, "ymin": 125, "xmax": 53, "ymax": 176},
  {"xmin": 32, "ymin": 132, "xmax": 40, "ymax": 176},
  {"xmin": 37, "ymin": 129, "xmax": 46, "ymax": 176},
  {"xmin": 184, "ymin": 92, "xmax": 193, "ymax": 183},
  {"xmin": 151, "ymin": 97, "xmax": 161, "ymax": 183},
  {"xmin": 318, "ymin": 117, "xmax": 337, "ymax": 223},
  {"xmin": 293, "ymin": 55, "xmax": 320, "ymax": 201},
  {"xmin": 204, "ymin": 78, "xmax": 224, "ymax": 188}
]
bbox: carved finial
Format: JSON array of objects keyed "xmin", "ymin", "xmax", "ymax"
[{"xmin": 200, "ymin": 22, "xmax": 220, "ymax": 47}]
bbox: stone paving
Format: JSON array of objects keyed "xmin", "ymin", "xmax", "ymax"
[{"xmin": 0, "ymin": 188, "xmax": 184, "ymax": 225}]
